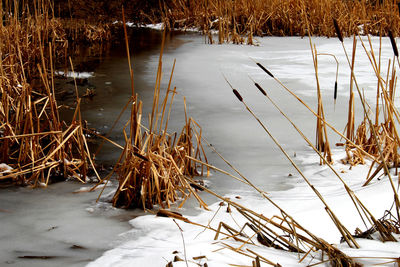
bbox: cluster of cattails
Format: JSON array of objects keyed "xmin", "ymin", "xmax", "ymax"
[
  {"xmin": 200, "ymin": 18, "xmax": 400, "ymax": 265},
  {"xmin": 333, "ymin": 18, "xmax": 400, "ymax": 193}
]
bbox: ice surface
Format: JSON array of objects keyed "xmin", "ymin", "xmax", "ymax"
[
  {"xmin": 0, "ymin": 181, "xmax": 143, "ymax": 267},
  {"xmin": 87, "ymin": 34, "xmax": 400, "ymax": 266}
]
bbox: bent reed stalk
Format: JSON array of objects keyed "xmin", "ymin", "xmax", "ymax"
[
  {"xmin": 250, "ymin": 23, "xmax": 400, "ymax": 232},
  {"xmin": 181, "ymin": 173, "xmax": 361, "ymax": 266},
  {"xmin": 249, "ymin": 76, "xmax": 397, "ymax": 242}
]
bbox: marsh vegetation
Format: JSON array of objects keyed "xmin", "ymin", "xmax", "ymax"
[{"xmin": 1, "ymin": 1, "xmax": 400, "ymax": 266}]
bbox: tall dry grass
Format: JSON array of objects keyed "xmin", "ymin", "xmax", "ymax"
[
  {"xmin": 180, "ymin": 27, "xmax": 400, "ymax": 266},
  {"xmin": 94, "ymin": 20, "xmax": 210, "ymax": 209},
  {"xmin": 160, "ymin": 0, "xmax": 400, "ymax": 44},
  {"xmin": 0, "ymin": 0, "xmax": 208, "ymax": 212},
  {"xmin": 0, "ymin": 0, "xmax": 108, "ymax": 186}
]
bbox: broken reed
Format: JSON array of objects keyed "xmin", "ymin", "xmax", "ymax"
[
  {"xmin": 310, "ymin": 39, "xmax": 333, "ymax": 165},
  {"xmin": 160, "ymin": 0, "xmax": 400, "ymax": 44},
  {"xmin": 167, "ymin": 174, "xmax": 363, "ymax": 266},
  {"xmin": 105, "ymin": 23, "xmax": 209, "ymax": 209},
  {"xmin": 0, "ymin": 0, "xmax": 108, "ymax": 185}
]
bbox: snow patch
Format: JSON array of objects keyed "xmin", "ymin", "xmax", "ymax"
[
  {"xmin": 55, "ymin": 71, "xmax": 94, "ymax": 78},
  {"xmin": 0, "ymin": 163, "xmax": 13, "ymax": 175}
]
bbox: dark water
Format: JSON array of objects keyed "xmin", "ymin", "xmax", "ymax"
[
  {"xmin": 0, "ymin": 28, "xmax": 178, "ymax": 267},
  {"xmin": 0, "ymin": 29, "xmax": 217, "ymax": 267},
  {"xmin": 57, "ymin": 28, "xmax": 191, "ymax": 164}
]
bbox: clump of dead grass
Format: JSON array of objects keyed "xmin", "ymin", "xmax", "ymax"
[
  {"xmin": 0, "ymin": 0, "xmax": 105, "ymax": 186},
  {"xmin": 92, "ymin": 20, "xmax": 209, "ymax": 209},
  {"xmin": 111, "ymin": 109, "xmax": 209, "ymax": 209}
]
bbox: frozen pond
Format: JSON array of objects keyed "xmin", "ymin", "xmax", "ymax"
[
  {"xmin": 76, "ymin": 30, "xmax": 392, "ymax": 200},
  {"xmin": 0, "ymin": 181, "xmax": 145, "ymax": 266},
  {"xmin": 1, "ymin": 29, "xmax": 397, "ymax": 266}
]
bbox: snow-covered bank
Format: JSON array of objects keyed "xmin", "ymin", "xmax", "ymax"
[
  {"xmin": 88, "ymin": 148, "xmax": 399, "ymax": 266},
  {"xmin": 86, "ymin": 34, "xmax": 400, "ymax": 266}
]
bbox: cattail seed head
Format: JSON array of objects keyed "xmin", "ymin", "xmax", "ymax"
[
  {"xmin": 255, "ymin": 83, "xmax": 267, "ymax": 96},
  {"xmin": 256, "ymin": 63, "xmax": 274, "ymax": 78},
  {"xmin": 334, "ymin": 81, "xmax": 338, "ymax": 100},
  {"xmin": 388, "ymin": 30, "xmax": 399, "ymax": 57},
  {"xmin": 233, "ymin": 89, "xmax": 243, "ymax": 102},
  {"xmin": 333, "ymin": 18, "xmax": 343, "ymax": 43}
]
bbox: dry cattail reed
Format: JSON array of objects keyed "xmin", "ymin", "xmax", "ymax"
[
  {"xmin": 388, "ymin": 30, "xmax": 399, "ymax": 57},
  {"xmin": 333, "ymin": 18, "xmax": 344, "ymax": 43},
  {"xmin": 251, "ymin": 76, "xmax": 397, "ymax": 241},
  {"xmin": 253, "ymin": 60, "xmax": 374, "ymax": 161}
]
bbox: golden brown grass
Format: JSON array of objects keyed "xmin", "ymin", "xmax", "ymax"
[
  {"xmin": 111, "ymin": 109, "xmax": 209, "ymax": 209},
  {"xmin": 91, "ymin": 20, "xmax": 210, "ymax": 209},
  {"xmin": 0, "ymin": 0, "xmax": 107, "ymax": 186},
  {"xmin": 160, "ymin": 0, "xmax": 400, "ymax": 44},
  {"xmin": 0, "ymin": 0, "xmax": 208, "ymax": 212}
]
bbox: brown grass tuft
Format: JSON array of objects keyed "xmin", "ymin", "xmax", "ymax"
[
  {"xmin": 98, "ymin": 22, "xmax": 210, "ymax": 210},
  {"xmin": 0, "ymin": 0, "xmax": 102, "ymax": 186}
]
